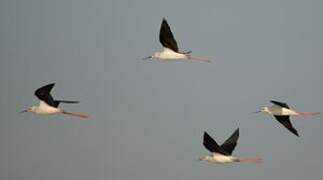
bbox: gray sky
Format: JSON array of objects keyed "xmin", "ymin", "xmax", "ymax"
[{"xmin": 1, "ymin": 0, "xmax": 323, "ymax": 179}]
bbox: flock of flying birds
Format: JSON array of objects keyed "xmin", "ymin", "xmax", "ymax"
[{"xmin": 21, "ymin": 18, "xmax": 320, "ymax": 164}]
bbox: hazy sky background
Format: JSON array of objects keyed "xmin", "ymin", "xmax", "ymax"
[{"xmin": 1, "ymin": 0, "xmax": 323, "ymax": 180}]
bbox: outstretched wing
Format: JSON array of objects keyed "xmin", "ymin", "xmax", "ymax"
[
  {"xmin": 274, "ymin": 115, "xmax": 299, "ymax": 137},
  {"xmin": 203, "ymin": 132, "xmax": 229, "ymax": 155},
  {"xmin": 270, "ymin": 100, "xmax": 289, "ymax": 108},
  {"xmin": 34, "ymin": 83, "xmax": 56, "ymax": 107},
  {"xmin": 220, "ymin": 128, "xmax": 239, "ymax": 155},
  {"xmin": 159, "ymin": 18, "xmax": 179, "ymax": 52}
]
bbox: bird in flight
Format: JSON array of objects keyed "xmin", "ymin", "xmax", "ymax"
[
  {"xmin": 200, "ymin": 129, "xmax": 262, "ymax": 164},
  {"xmin": 143, "ymin": 18, "xmax": 211, "ymax": 63},
  {"xmin": 21, "ymin": 83, "xmax": 89, "ymax": 119},
  {"xmin": 254, "ymin": 100, "xmax": 320, "ymax": 137}
]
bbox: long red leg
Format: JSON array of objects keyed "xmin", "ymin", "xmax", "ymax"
[
  {"xmin": 238, "ymin": 157, "xmax": 263, "ymax": 164},
  {"xmin": 61, "ymin": 111, "xmax": 89, "ymax": 119},
  {"xmin": 187, "ymin": 54, "xmax": 212, "ymax": 63},
  {"xmin": 296, "ymin": 112, "xmax": 320, "ymax": 116}
]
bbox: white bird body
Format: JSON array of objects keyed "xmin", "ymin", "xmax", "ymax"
[
  {"xmin": 201, "ymin": 153, "xmax": 239, "ymax": 164},
  {"xmin": 26, "ymin": 100, "xmax": 88, "ymax": 119},
  {"xmin": 153, "ymin": 48, "xmax": 187, "ymax": 60},
  {"xmin": 33, "ymin": 101, "xmax": 61, "ymax": 114},
  {"xmin": 262, "ymin": 105, "xmax": 299, "ymax": 116}
]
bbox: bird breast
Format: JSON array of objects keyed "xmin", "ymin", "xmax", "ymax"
[
  {"xmin": 158, "ymin": 48, "xmax": 186, "ymax": 59},
  {"xmin": 269, "ymin": 106, "xmax": 298, "ymax": 116},
  {"xmin": 208, "ymin": 153, "xmax": 237, "ymax": 164},
  {"xmin": 36, "ymin": 101, "xmax": 61, "ymax": 114}
]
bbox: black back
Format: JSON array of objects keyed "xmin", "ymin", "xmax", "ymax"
[
  {"xmin": 271, "ymin": 100, "xmax": 289, "ymax": 108},
  {"xmin": 159, "ymin": 18, "xmax": 179, "ymax": 52},
  {"xmin": 220, "ymin": 128, "xmax": 239, "ymax": 155},
  {"xmin": 34, "ymin": 83, "xmax": 56, "ymax": 107},
  {"xmin": 203, "ymin": 130, "xmax": 239, "ymax": 155},
  {"xmin": 274, "ymin": 115, "xmax": 299, "ymax": 137}
]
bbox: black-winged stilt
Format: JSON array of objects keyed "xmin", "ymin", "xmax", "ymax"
[
  {"xmin": 143, "ymin": 18, "xmax": 211, "ymax": 62},
  {"xmin": 21, "ymin": 83, "xmax": 89, "ymax": 119},
  {"xmin": 254, "ymin": 100, "xmax": 320, "ymax": 137},
  {"xmin": 200, "ymin": 129, "xmax": 262, "ymax": 164}
]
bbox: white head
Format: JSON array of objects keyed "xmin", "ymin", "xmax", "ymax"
[
  {"xmin": 153, "ymin": 52, "xmax": 162, "ymax": 59},
  {"xmin": 253, "ymin": 107, "xmax": 270, "ymax": 114},
  {"xmin": 260, "ymin": 107, "xmax": 270, "ymax": 113},
  {"xmin": 20, "ymin": 105, "xmax": 38, "ymax": 113},
  {"xmin": 142, "ymin": 52, "xmax": 161, "ymax": 60},
  {"xmin": 199, "ymin": 155, "xmax": 213, "ymax": 162}
]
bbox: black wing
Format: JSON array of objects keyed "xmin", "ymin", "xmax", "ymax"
[
  {"xmin": 270, "ymin": 100, "xmax": 289, "ymax": 108},
  {"xmin": 53, "ymin": 100, "xmax": 79, "ymax": 108},
  {"xmin": 34, "ymin": 83, "xmax": 56, "ymax": 107},
  {"xmin": 203, "ymin": 132, "xmax": 229, "ymax": 155},
  {"xmin": 159, "ymin": 18, "xmax": 179, "ymax": 52},
  {"xmin": 274, "ymin": 116, "xmax": 299, "ymax": 137},
  {"xmin": 220, "ymin": 128, "xmax": 239, "ymax": 155}
]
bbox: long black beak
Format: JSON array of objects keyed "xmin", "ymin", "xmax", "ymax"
[
  {"xmin": 142, "ymin": 56, "xmax": 152, "ymax": 60},
  {"xmin": 252, "ymin": 110, "xmax": 261, "ymax": 113}
]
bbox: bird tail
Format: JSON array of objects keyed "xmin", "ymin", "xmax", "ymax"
[
  {"xmin": 238, "ymin": 157, "xmax": 263, "ymax": 164},
  {"xmin": 61, "ymin": 111, "xmax": 89, "ymax": 119},
  {"xmin": 54, "ymin": 100, "xmax": 80, "ymax": 107},
  {"xmin": 56, "ymin": 100, "xmax": 80, "ymax": 104},
  {"xmin": 186, "ymin": 54, "xmax": 211, "ymax": 63},
  {"xmin": 296, "ymin": 112, "xmax": 320, "ymax": 116}
]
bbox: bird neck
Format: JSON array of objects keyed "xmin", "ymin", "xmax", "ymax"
[
  {"xmin": 201, "ymin": 155, "xmax": 213, "ymax": 162},
  {"xmin": 153, "ymin": 52, "xmax": 161, "ymax": 59},
  {"xmin": 262, "ymin": 107, "xmax": 271, "ymax": 114},
  {"xmin": 29, "ymin": 105, "xmax": 39, "ymax": 113}
]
